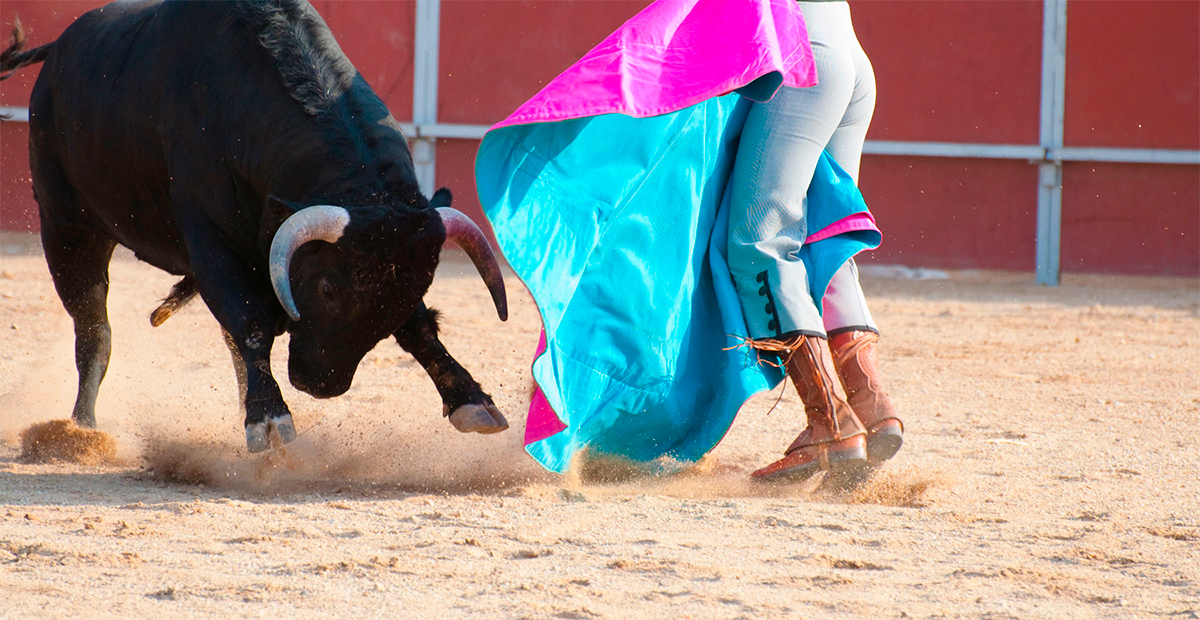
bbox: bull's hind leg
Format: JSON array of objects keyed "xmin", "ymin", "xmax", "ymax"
[
  {"xmin": 30, "ymin": 102, "xmax": 118, "ymax": 428},
  {"xmin": 394, "ymin": 303, "xmax": 508, "ymax": 433},
  {"xmin": 40, "ymin": 219, "xmax": 117, "ymax": 428}
]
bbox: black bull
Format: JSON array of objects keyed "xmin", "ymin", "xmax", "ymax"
[{"xmin": 0, "ymin": 0, "xmax": 512, "ymax": 452}]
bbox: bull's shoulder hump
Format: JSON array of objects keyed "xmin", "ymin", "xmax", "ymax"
[{"xmin": 229, "ymin": 0, "xmax": 357, "ymax": 116}]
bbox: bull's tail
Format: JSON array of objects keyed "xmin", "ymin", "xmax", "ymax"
[
  {"xmin": 150, "ymin": 276, "xmax": 199, "ymax": 327},
  {"xmin": 1, "ymin": 19, "xmax": 53, "ymax": 81}
]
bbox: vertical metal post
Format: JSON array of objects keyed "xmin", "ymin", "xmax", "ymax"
[
  {"xmin": 1036, "ymin": 0, "xmax": 1068, "ymax": 285},
  {"xmin": 413, "ymin": 0, "xmax": 441, "ymax": 196}
]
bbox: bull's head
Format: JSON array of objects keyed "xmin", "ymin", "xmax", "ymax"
[{"xmin": 264, "ymin": 189, "xmax": 507, "ymax": 398}]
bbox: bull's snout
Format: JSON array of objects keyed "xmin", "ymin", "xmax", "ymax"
[{"xmin": 288, "ymin": 357, "xmax": 354, "ymax": 399}]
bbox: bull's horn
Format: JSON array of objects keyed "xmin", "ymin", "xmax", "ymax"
[
  {"xmin": 269, "ymin": 205, "xmax": 351, "ymax": 321},
  {"xmin": 436, "ymin": 207, "xmax": 508, "ymax": 321}
]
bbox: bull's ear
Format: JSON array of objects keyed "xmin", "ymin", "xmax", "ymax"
[
  {"xmin": 261, "ymin": 195, "xmax": 304, "ymax": 252},
  {"xmin": 429, "ymin": 187, "xmax": 452, "ymax": 209},
  {"xmin": 263, "ymin": 195, "xmax": 301, "ymax": 231}
]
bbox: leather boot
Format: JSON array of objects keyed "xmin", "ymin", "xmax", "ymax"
[
  {"xmin": 830, "ymin": 330, "xmax": 903, "ymax": 465},
  {"xmin": 751, "ymin": 336, "xmax": 867, "ymax": 481}
]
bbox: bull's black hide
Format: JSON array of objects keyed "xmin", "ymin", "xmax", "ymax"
[{"xmin": 1, "ymin": 0, "xmax": 509, "ymax": 452}]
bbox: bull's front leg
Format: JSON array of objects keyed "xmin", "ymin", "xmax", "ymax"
[
  {"xmin": 218, "ymin": 321, "xmax": 295, "ymax": 451},
  {"xmin": 219, "ymin": 326, "xmax": 295, "ymax": 452},
  {"xmin": 178, "ymin": 223, "xmax": 297, "ymax": 453},
  {"xmin": 394, "ymin": 303, "xmax": 508, "ymax": 434}
]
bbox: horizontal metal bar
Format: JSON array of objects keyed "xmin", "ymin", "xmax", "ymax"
[
  {"xmin": 1054, "ymin": 147, "xmax": 1200, "ymax": 166},
  {"xmin": 0, "ymin": 106, "xmax": 30, "ymax": 122},
  {"xmin": 863, "ymin": 140, "xmax": 1046, "ymax": 160},
  {"xmin": 420, "ymin": 123, "xmax": 490, "ymax": 140},
  {"xmin": 401, "ymin": 128, "xmax": 1200, "ymax": 166},
  {"xmin": 6, "ymin": 107, "xmax": 1198, "ymax": 166},
  {"xmin": 401, "ymin": 122, "xmax": 490, "ymax": 140},
  {"xmin": 863, "ymin": 140, "xmax": 1200, "ymax": 166}
]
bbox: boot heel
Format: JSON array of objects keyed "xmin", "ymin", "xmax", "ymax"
[
  {"xmin": 866, "ymin": 419, "xmax": 904, "ymax": 465},
  {"xmin": 820, "ymin": 455, "xmax": 873, "ymax": 492}
]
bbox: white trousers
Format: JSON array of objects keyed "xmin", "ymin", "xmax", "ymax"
[{"xmin": 727, "ymin": 1, "xmax": 878, "ymax": 339}]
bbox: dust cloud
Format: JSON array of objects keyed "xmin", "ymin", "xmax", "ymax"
[
  {"xmin": 555, "ymin": 450, "xmax": 942, "ymax": 504},
  {"xmin": 136, "ymin": 412, "xmax": 552, "ymax": 496},
  {"xmin": 18, "ymin": 419, "xmax": 119, "ymax": 466}
]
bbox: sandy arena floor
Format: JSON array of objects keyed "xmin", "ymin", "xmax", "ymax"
[{"xmin": 1, "ymin": 232, "xmax": 1197, "ymax": 619}]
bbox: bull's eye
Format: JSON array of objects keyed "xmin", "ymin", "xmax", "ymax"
[{"xmin": 322, "ymin": 281, "xmax": 334, "ymax": 302}]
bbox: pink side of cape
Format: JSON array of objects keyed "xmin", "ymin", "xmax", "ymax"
[
  {"xmin": 525, "ymin": 331, "xmax": 568, "ymax": 446},
  {"xmin": 490, "ymin": 0, "xmax": 817, "ymax": 132}
]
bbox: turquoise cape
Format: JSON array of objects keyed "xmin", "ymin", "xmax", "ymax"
[{"xmin": 476, "ymin": 90, "xmax": 880, "ymax": 474}]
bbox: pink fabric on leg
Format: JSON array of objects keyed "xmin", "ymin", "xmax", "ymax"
[{"xmin": 806, "ymin": 212, "xmax": 879, "ymax": 244}]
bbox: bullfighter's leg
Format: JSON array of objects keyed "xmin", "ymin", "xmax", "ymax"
[
  {"xmin": 39, "ymin": 212, "xmax": 117, "ymax": 428},
  {"xmin": 393, "ymin": 303, "xmax": 508, "ymax": 433},
  {"xmin": 172, "ymin": 200, "xmax": 296, "ymax": 453}
]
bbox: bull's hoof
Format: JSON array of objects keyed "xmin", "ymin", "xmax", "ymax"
[
  {"xmin": 271, "ymin": 414, "xmax": 298, "ymax": 444},
  {"xmin": 447, "ymin": 403, "xmax": 509, "ymax": 434},
  {"xmin": 246, "ymin": 423, "xmax": 270, "ymax": 453},
  {"xmin": 245, "ymin": 415, "xmax": 298, "ymax": 453}
]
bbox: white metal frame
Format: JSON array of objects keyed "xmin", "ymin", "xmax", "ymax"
[
  {"xmin": 0, "ymin": 106, "xmax": 29, "ymax": 122},
  {"xmin": 4, "ymin": 0, "xmax": 1197, "ymax": 281},
  {"xmin": 1037, "ymin": 0, "xmax": 1069, "ymax": 285},
  {"xmin": 411, "ymin": 0, "xmax": 442, "ymax": 196}
]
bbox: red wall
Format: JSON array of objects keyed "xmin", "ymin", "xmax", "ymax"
[
  {"xmin": 1, "ymin": 0, "xmax": 1197, "ymax": 277},
  {"xmin": 857, "ymin": 157, "xmax": 1040, "ymax": 271},
  {"xmin": 0, "ymin": 121, "xmax": 34, "ymax": 231},
  {"xmin": 0, "ymin": 1, "xmax": 415, "ymax": 114},
  {"xmin": 1061, "ymin": 163, "xmax": 1200, "ymax": 276},
  {"xmin": 0, "ymin": 1, "xmax": 101, "ymax": 231},
  {"xmin": 1064, "ymin": 0, "xmax": 1199, "ymax": 150},
  {"xmin": 853, "ymin": 0, "xmax": 1044, "ymax": 146},
  {"xmin": 433, "ymin": 0, "xmax": 649, "ymax": 233},
  {"xmin": 311, "ymin": 0, "xmax": 415, "ymax": 120},
  {"xmin": 1058, "ymin": 0, "xmax": 1200, "ymax": 276},
  {"xmin": 435, "ymin": 137, "xmax": 489, "ymax": 237}
]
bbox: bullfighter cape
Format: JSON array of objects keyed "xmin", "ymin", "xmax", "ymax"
[{"xmin": 474, "ymin": 0, "xmax": 881, "ymax": 474}]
